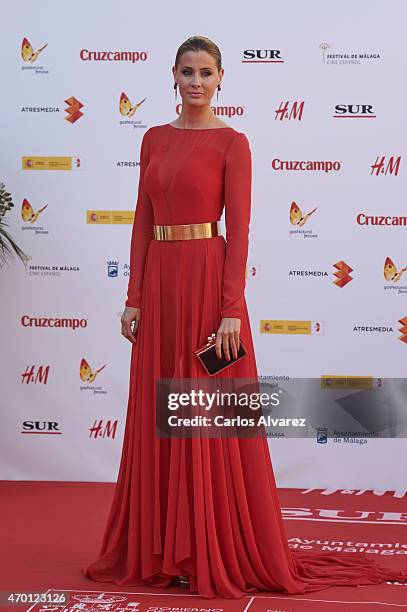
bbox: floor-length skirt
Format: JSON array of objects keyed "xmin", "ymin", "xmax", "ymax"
[{"xmin": 83, "ymin": 236, "xmax": 407, "ymax": 598}]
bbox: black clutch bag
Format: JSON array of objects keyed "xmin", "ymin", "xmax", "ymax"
[{"xmin": 194, "ymin": 332, "xmax": 247, "ymax": 376}]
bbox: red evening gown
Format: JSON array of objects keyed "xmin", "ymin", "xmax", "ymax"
[{"xmin": 83, "ymin": 123, "xmax": 407, "ymax": 598}]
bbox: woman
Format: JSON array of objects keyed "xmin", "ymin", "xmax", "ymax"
[{"xmin": 84, "ymin": 35, "xmax": 407, "ymax": 598}]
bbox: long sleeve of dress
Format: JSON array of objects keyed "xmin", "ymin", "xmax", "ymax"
[
  {"xmin": 220, "ymin": 132, "xmax": 252, "ymax": 320},
  {"xmin": 125, "ymin": 129, "xmax": 154, "ymax": 308}
]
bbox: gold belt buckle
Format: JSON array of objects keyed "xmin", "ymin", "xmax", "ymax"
[{"xmin": 153, "ymin": 221, "xmax": 219, "ymax": 241}]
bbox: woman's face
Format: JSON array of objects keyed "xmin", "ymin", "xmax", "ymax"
[{"xmin": 173, "ymin": 50, "xmax": 223, "ymax": 106}]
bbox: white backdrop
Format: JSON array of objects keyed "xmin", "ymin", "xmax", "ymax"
[{"xmin": 1, "ymin": 0, "xmax": 406, "ymax": 489}]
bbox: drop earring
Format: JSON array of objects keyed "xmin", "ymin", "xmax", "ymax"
[
  {"xmin": 217, "ymin": 83, "xmax": 221, "ymax": 102},
  {"xmin": 174, "ymin": 82, "xmax": 177, "ymax": 101}
]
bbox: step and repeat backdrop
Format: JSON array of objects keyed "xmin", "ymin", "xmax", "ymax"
[{"xmin": 1, "ymin": 1, "xmax": 406, "ymax": 489}]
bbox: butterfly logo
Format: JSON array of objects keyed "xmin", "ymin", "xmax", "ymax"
[
  {"xmin": 21, "ymin": 37, "xmax": 48, "ymax": 63},
  {"xmin": 21, "ymin": 198, "xmax": 48, "ymax": 223},
  {"xmin": 290, "ymin": 201, "xmax": 318, "ymax": 226},
  {"xmin": 80, "ymin": 358, "xmax": 107, "ymax": 383},
  {"xmin": 384, "ymin": 257, "xmax": 407, "ymax": 283},
  {"xmin": 119, "ymin": 92, "xmax": 147, "ymax": 117}
]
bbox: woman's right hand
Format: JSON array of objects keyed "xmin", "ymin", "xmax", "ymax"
[{"xmin": 121, "ymin": 306, "xmax": 140, "ymax": 344}]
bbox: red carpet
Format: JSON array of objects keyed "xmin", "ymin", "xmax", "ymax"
[{"xmin": 1, "ymin": 481, "xmax": 406, "ymax": 610}]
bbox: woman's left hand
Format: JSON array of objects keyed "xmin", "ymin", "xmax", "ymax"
[{"xmin": 215, "ymin": 318, "xmax": 241, "ymax": 360}]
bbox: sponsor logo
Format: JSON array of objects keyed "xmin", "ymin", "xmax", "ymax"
[
  {"xmin": 65, "ymin": 96, "xmax": 84, "ymax": 123},
  {"xmin": 21, "ymin": 365, "xmax": 50, "ymax": 385},
  {"xmin": 107, "ymin": 260, "xmax": 130, "ymax": 280},
  {"xmin": 356, "ymin": 213, "xmax": 407, "ymax": 227},
  {"xmin": 21, "ymin": 421, "xmax": 61, "ymax": 434},
  {"xmin": 319, "ymin": 41, "xmax": 381, "ymax": 65},
  {"xmin": 119, "ymin": 92, "xmax": 147, "ymax": 129},
  {"xmin": 371, "ymin": 155, "xmax": 401, "ymax": 176},
  {"xmin": 79, "ymin": 48, "xmax": 148, "ymax": 63},
  {"xmin": 289, "ymin": 269, "xmax": 328, "ymax": 277},
  {"xmin": 320, "ymin": 376, "xmax": 383, "ymax": 390},
  {"xmin": 289, "ymin": 537, "xmax": 407, "ymax": 556},
  {"xmin": 21, "ymin": 316, "xmax": 88, "ymax": 329},
  {"xmin": 22, "ymin": 156, "xmax": 84, "ymax": 170},
  {"xmin": 21, "ymin": 37, "xmax": 49, "ymax": 74},
  {"xmin": 333, "ymin": 260, "xmax": 353, "ymax": 288},
  {"xmin": 242, "ymin": 49, "xmax": 285, "ymax": 63},
  {"xmin": 287, "ymin": 261, "xmax": 353, "ymax": 287},
  {"xmin": 282, "ymin": 507, "xmax": 407, "ymax": 525},
  {"xmin": 275, "ymin": 100, "xmax": 304, "ymax": 121},
  {"xmin": 80, "ymin": 358, "xmax": 107, "ymax": 394},
  {"xmin": 334, "ymin": 104, "xmax": 376, "ymax": 118},
  {"xmin": 384, "ymin": 257, "xmax": 407, "ymax": 283},
  {"xmin": 317, "ymin": 427, "xmax": 328, "ymax": 444},
  {"xmin": 289, "ymin": 201, "xmax": 318, "ymax": 238},
  {"xmin": 21, "ymin": 106, "xmax": 60, "ymax": 114},
  {"xmin": 21, "ymin": 96, "xmax": 84, "ymax": 123},
  {"xmin": 399, "ymin": 316, "xmax": 407, "ymax": 343},
  {"xmin": 176, "ymin": 103, "xmax": 245, "ymax": 118},
  {"xmin": 272, "ymin": 159, "xmax": 341, "ymax": 172},
  {"xmin": 89, "ymin": 419, "xmax": 118, "ymax": 439},
  {"xmin": 21, "ymin": 198, "xmax": 49, "ymax": 235},
  {"xmin": 384, "ymin": 257, "xmax": 407, "ymax": 295},
  {"xmin": 80, "ymin": 358, "xmax": 106, "ymax": 383},
  {"xmin": 260, "ymin": 320, "xmax": 323, "ymax": 335},
  {"xmin": 116, "ymin": 160, "xmax": 139, "ymax": 168},
  {"xmin": 86, "ymin": 211, "xmax": 133, "ymax": 224},
  {"xmin": 353, "ymin": 325, "xmax": 393, "ymax": 333},
  {"xmin": 21, "ymin": 37, "xmax": 48, "ymax": 62},
  {"xmin": 108, "ymin": 261, "xmax": 119, "ymax": 278},
  {"xmin": 301, "ymin": 488, "xmax": 407, "ymax": 499},
  {"xmin": 290, "ymin": 201, "xmax": 317, "ymax": 227},
  {"xmin": 27, "ymin": 263, "xmax": 80, "ymax": 277},
  {"xmin": 119, "ymin": 92, "xmax": 146, "ymax": 117}
]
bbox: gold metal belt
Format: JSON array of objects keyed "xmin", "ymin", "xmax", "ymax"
[{"xmin": 153, "ymin": 221, "xmax": 220, "ymax": 241}]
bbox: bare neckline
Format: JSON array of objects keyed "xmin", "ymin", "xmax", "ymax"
[{"xmin": 167, "ymin": 122, "xmax": 233, "ymax": 131}]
